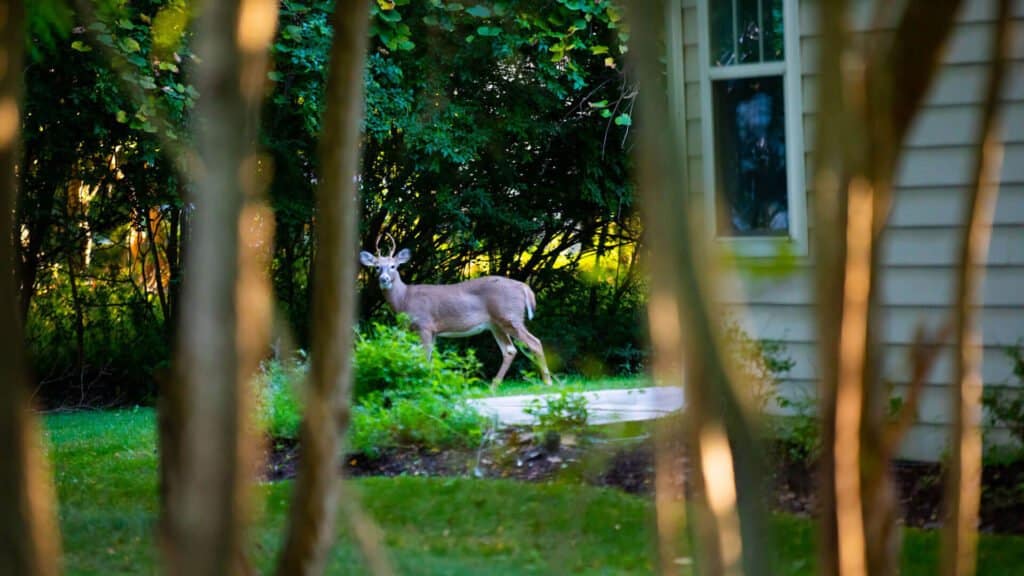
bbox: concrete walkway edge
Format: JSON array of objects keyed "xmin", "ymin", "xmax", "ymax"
[{"xmin": 468, "ymin": 387, "xmax": 686, "ymax": 426}]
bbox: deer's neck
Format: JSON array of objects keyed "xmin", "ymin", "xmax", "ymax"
[{"xmin": 384, "ymin": 274, "xmax": 409, "ymax": 312}]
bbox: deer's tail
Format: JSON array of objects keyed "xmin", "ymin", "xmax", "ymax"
[{"xmin": 523, "ymin": 284, "xmax": 536, "ymax": 321}]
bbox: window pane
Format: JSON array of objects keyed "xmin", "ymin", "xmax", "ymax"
[
  {"xmin": 712, "ymin": 75, "xmax": 789, "ymax": 236},
  {"xmin": 710, "ymin": 0, "xmax": 784, "ymax": 66},
  {"xmin": 710, "ymin": 1, "xmax": 736, "ymax": 66},
  {"xmin": 762, "ymin": 0, "xmax": 785, "ymax": 61}
]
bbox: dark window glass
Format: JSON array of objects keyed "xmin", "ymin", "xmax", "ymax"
[
  {"xmin": 712, "ymin": 75, "xmax": 789, "ymax": 236},
  {"xmin": 710, "ymin": 0, "xmax": 784, "ymax": 66}
]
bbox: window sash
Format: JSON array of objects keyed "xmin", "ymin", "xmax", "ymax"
[
  {"xmin": 708, "ymin": 61, "xmax": 786, "ymax": 80},
  {"xmin": 695, "ymin": 0, "xmax": 807, "ymax": 258}
]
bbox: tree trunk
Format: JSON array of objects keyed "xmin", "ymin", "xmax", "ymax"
[
  {"xmin": 160, "ymin": 0, "xmax": 276, "ymax": 573},
  {"xmin": 0, "ymin": 0, "xmax": 62, "ymax": 573},
  {"xmin": 145, "ymin": 206, "xmax": 170, "ymax": 324},
  {"xmin": 64, "ymin": 250, "xmax": 87, "ymax": 404},
  {"xmin": 274, "ymin": 3, "xmax": 374, "ymax": 575},
  {"xmin": 942, "ymin": 5, "xmax": 1014, "ymax": 575},
  {"xmin": 630, "ymin": 1, "xmax": 771, "ymax": 574},
  {"xmin": 811, "ymin": 1, "xmax": 965, "ymax": 574}
]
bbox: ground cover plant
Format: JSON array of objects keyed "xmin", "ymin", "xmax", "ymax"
[
  {"xmin": 256, "ymin": 321, "xmax": 491, "ymax": 456},
  {"xmin": 48, "ymin": 409, "xmax": 1024, "ymax": 575}
]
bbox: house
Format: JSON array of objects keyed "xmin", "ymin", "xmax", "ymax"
[{"xmin": 665, "ymin": 0, "xmax": 1024, "ymax": 460}]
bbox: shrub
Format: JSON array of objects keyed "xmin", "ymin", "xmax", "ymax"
[
  {"xmin": 353, "ymin": 317, "xmax": 483, "ymax": 402},
  {"xmin": 349, "ymin": 388, "xmax": 490, "ymax": 458},
  {"xmin": 253, "ymin": 354, "xmax": 306, "ymax": 439},
  {"xmin": 255, "ymin": 319, "xmax": 488, "ymax": 455},
  {"xmin": 719, "ymin": 317, "xmax": 818, "ymax": 460},
  {"xmin": 722, "ymin": 318, "xmax": 796, "ymax": 412},
  {"xmin": 982, "ymin": 343, "xmax": 1024, "ymax": 462},
  {"xmin": 524, "ymin": 389, "xmax": 590, "ymax": 433}
]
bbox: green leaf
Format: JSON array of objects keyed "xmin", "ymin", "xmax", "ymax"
[
  {"xmin": 466, "ymin": 5, "xmax": 491, "ymax": 17},
  {"xmin": 590, "ymin": 45, "xmax": 609, "ymax": 55},
  {"xmin": 477, "ymin": 26, "xmax": 500, "ymax": 37},
  {"xmin": 614, "ymin": 113, "xmax": 631, "ymax": 126},
  {"xmin": 600, "ymin": 108, "xmax": 612, "ymax": 118},
  {"xmin": 120, "ymin": 37, "xmax": 141, "ymax": 53},
  {"xmin": 70, "ymin": 40, "xmax": 92, "ymax": 52},
  {"xmin": 588, "ymin": 100, "xmax": 608, "ymax": 109},
  {"xmin": 115, "ymin": 110, "xmax": 128, "ymax": 123},
  {"xmin": 267, "ymin": 70, "xmax": 282, "ymax": 81}
]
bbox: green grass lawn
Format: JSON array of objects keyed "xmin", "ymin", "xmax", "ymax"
[{"xmin": 46, "ymin": 408, "xmax": 1024, "ymax": 575}]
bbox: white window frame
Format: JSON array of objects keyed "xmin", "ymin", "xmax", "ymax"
[{"xmin": 695, "ymin": 0, "xmax": 807, "ymax": 257}]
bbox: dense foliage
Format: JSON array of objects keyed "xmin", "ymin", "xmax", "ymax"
[
  {"xmin": 255, "ymin": 322, "xmax": 488, "ymax": 456},
  {"xmin": 20, "ymin": 0, "xmax": 644, "ymax": 404}
]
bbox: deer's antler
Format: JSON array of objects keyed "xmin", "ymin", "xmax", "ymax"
[{"xmin": 383, "ymin": 233, "xmax": 396, "ymax": 257}]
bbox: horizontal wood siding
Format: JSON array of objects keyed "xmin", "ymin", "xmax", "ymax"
[{"xmin": 677, "ymin": 0, "xmax": 1024, "ymax": 461}]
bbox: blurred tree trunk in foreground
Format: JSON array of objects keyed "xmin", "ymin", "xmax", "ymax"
[
  {"xmin": 274, "ymin": 3, "xmax": 376, "ymax": 575},
  {"xmin": 160, "ymin": 0, "xmax": 277, "ymax": 573},
  {"xmin": 942, "ymin": 2, "xmax": 1014, "ymax": 575},
  {"xmin": 630, "ymin": 1, "xmax": 771, "ymax": 575},
  {"xmin": 0, "ymin": 0, "xmax": 62, "ymax": 574}
]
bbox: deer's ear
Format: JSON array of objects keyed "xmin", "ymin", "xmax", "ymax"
[
  {"xmin": 359, "ymin": 251, "xmax": 377, "ymax": 267},
  {"xmin": 395, "ymin": 248, "xmax": 411, "ymax": 265}
]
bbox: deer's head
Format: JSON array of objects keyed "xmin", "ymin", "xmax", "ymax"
[{"xmin": 359, "ymin": 234, "xmax": 410, "ymax": 291}]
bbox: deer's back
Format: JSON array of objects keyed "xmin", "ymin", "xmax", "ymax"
[{"xmin": 403, "ymin": 276, "xmax": 530, "ymax": 331}]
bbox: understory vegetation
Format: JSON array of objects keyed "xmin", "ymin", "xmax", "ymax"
[
  {"xmin": 983, "ymin": 343, "xmax": 1024, "ymax": 463},
  {"xmin": 254, "ymin": 316, "xmax": 809, "ymax": 460},
  {"xmin": 256, "ymin": 320, "xmax": 491, "ymax": 456}
]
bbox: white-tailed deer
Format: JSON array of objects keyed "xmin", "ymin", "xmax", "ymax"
[{"xmin": 360, "ymin": 235, "xmax": 552, "ymax": 387}]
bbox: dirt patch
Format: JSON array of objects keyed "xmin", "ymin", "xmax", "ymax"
[{"xmin": 263, "ymin": 432, "xmax": 1024, "ymax": 534}]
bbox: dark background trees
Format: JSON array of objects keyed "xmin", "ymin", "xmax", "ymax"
[{"xmin": 21, "ymin": 0, "xmax": 642, "ymax": 406}]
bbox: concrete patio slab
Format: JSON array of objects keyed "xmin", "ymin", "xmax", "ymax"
[{"xmin": 469, "ymin": 387, "xmax": 686, "ymax": 426}]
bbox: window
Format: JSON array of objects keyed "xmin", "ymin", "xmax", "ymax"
[{"xmin": 696, "ymin": 0, "xmax": 806, "ymax": 256}]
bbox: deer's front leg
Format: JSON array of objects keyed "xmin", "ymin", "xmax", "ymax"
[{"xmin": 418, "ymin": 329, "xmax": 435, "ymax": 363}]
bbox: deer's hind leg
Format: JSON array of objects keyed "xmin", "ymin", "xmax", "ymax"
[
  {"xmin": 490, "ymin": 327, "xmax": 518, "ymax": 389},
  {"xmin": 504, "ymin": 321, "xmax": 552, "ymax": 385}
]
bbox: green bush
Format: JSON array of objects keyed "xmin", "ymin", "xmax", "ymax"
[
  {"xmin": 719, "ymin": 318, "xmax": 818, "ymax": 459},
  {"xmin": 349, "ymin": 389, "xmax": 490, "ymax": 458},
  {"xmin": 982, "ymin": 343, "xmax": 1024, "ymax": 462},
  {"xmin": 524, "ymin": 389, "xmax": 590, "ymax": 433},
  {"xmin": 255, "ymin": 320, "xmax": 488, "ymax": 456},
  {"xmin": 253, "ymin": 354, "xmax": 306, "ymax": 439},
  {"xmin": 353, "ymin": 317, "xmax": 484, "ymax": 401}
]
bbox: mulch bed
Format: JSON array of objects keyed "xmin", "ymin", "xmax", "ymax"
[{"xmin": 263, "ymin": 431, "xmax": 1024, "ymax": 535}]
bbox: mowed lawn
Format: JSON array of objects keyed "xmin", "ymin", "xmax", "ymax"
[{"xmin": 46, "ymin": 409, "xmax": 1024, "ymax": 575}]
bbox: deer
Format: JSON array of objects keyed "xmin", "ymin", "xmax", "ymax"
[{"xmin": 360, "ymin": 234, "xmax": 552, "ymax": 388}]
